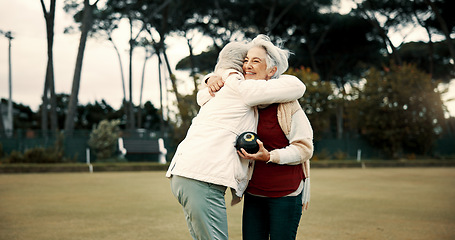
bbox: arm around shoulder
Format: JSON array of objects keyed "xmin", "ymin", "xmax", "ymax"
[{"xmin": 234, "ymin": 75, "xmax": 306, "ymax": 106}]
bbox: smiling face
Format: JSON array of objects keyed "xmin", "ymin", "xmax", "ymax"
[{"xmin": 243, "ymin": 46, "xmax": 277, "ymax": 80}]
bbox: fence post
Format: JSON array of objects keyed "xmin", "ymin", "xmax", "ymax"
[{"xmin": 86, "ymin": 148, "xmax": 93, "ymax": 173}]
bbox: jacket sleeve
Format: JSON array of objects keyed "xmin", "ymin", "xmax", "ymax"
[
  {"xmin": 268, "ymin": 109, "xmax": 314, "ymax": 165},
  {"xmin": 225, "ymin": 75, "xmax": 306, "ymax": 106},
  {"xmin": 196, "ymin": 88, "xmax": 213, "ymax": 106},
  {"xmin": 196, "ymin": 73, "xmax": 215, "ymax": 106},
  {"xmin": 197, "ymin": 70, "xmax": 243, "ymax": 106}
]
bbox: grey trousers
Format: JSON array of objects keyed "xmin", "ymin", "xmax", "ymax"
[{"xmin": 170, "ymin": 175, "xmax": 228, "ymax": 240}]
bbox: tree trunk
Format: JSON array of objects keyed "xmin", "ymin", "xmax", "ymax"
[
  {"xmin": 124, "ymin": 17, "xmax": 147, "ymax": 131},
  {"xmin": 108, "ymin": 36, "xmax": 129, "ymax": 130},
  {"xmin": 186, "ymin": 38, "xmax": 198, "ymax": 100},
  {"xmin": 160, "ymin": 45, "xmax": 186, "ymax": 117},
  {"xmin": 64, "ymin": 0, "xmax": 96, "ymax": 136},
  {"xmin": 40, "ymin": 0, "xmax": 58, "ymax": 137},
  {"xmin": 41, "ymin": 88, "xmax": 49, "ymax": 137},
  {"xmin": 109, "ymin": 36, "xmax": 127, "ymax": 105},
  {"xmin": 137, "ymin": 48, "xmax": 152, "ymax": 129},
  {"xmin": 157, "ymin": 53, "xmax": 166, "ymax": 137},
  {"xmin": 424, "ymin": 26, "xmax": 435, "ymax": 77},
  {"xmin": 40, "ymin": 0, "xmax": 49, "ymax": 137},
  {"xmin": 126, "ymin": 18, "xmax": 136, "ymax": 130},
  {"xmin": 46, "ymin": 0, "xmax": 58, "ymax": 134}
]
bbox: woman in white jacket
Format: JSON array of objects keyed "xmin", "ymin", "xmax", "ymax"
[{"xmin": 166, "ymin": 38, "xmax": 306, "ymax": 240}]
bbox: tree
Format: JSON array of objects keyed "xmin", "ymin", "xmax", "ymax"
[
  {"xmin": 64, "ymin": 0, "xmax": 100, "ymax": 136},
  {"xmin": 286, "ymin": 13, "xmax": 384, "ymax": 83},
  {"xmin": 357, "ymin": 63, "xmax": 446, "ymax": 158},
  {"xmin": 79, "ymin": 101, "xmax": 116, "ymax": 129},
  {"xmin": 40, "ymin": 0, "xmax": 58, "ymax": 137},
  {"xmin": 353, "ymin": 0, "xmax": 412, "ymax": 65},
  {"xmin": 286, "ymin": 67, "xmax": 336, "ymax": 140},
  {"xmin": 177, "ymin": 1, "xmax": 383, "ymax": 85},
  {"xmin": 67, "ymin": 1, "xmax": 131, "ymax": 130},
  {"xmin": 88, "ymin": 119, "xmax": 121, "ymax": 160},
  {"xmin": 423, "ymin": 0, "xmax": 455, "ymax": 70},
  {"xmin": 139, "ymin": 0, "xmax": 201, "ymax": 132},
  {"xmin": 156, "ymin": 51, "xmax": 168, "ymax": 137},
  {"xmin": 137, "ymin": 101, "xmax": 163, "ymax": 132},
  {"xmin": 353, "ymin": 0, "xmax": 455, "ymax": 74},
  {"xmin": 97, "ymin": 0, "xmax": 176, "ymax": 130},
  {"xmin": 90, "ymin": 5, "xmax": 127, "ymax": 108},
  {"xmin": 399, "ymin": 41, "xmax": 454, "ymax": 82}
]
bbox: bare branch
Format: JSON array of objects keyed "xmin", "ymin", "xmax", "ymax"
[
  {"xmin": 40, "ymin": 0, "xmax": 48, "ymax": 18},
  {"xmin": 268, "ymin": 0, "xmax": 299, "ymax": 33}
]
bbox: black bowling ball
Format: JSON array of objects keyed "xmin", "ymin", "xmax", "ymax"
[{"xmin": 235, "ymin": 132, "xmax": 259, "ymax": 154}]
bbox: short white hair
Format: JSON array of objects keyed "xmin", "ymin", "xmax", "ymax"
[
  {"xmin": 214, "ymin": 41, "xmax": 249, "ymax": 74},
  {"xmin": 248, "ymin": 34, "xmax": 290, "ymax": 78}
]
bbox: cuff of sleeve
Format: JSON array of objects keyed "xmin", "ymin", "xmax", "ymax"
[
  {"xmin": 267, "ymin": 151, "xmax": 280, "ymax": 164},
  {"xmin": 204, "ymin": 73, "xmax": 215, "ymax": 84}
]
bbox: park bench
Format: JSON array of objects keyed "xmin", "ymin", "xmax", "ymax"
[{"xmin": 118, "ymin": 138, "xmax": 167, "ymax": 163}]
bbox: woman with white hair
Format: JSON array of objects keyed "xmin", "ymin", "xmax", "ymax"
[
  {"xmin": 208, "ymin": 35, "xmax": 313, "ymax": 240},
  {"xmin": 167, "ymin": 38, "xmax": 307, "ymax": 240}
]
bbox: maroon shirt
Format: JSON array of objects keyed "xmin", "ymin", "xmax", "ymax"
[{"xmin": 247, "ymin": 103, "xmax": 304, "ymax": 197}]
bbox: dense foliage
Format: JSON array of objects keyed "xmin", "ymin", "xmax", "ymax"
[
  {"xmin": 357, "ymin": 64, "xmax": 446, "ymax": 158},
  {"xmin": 88, "ymin": 119, "xmax": 121, "ymax": 160}
]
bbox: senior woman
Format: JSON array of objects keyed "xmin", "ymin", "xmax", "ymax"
[
  {"xmin": 167, "ymin": 38, "xmax": 306, "ymax": 240},
  {"xmin": 207, "ymin": 35, "xmax": 314, "ymax": 240}
]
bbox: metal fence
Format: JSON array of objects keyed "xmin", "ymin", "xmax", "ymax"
[
  {"xmin": 1, "ymin": 129, "xmax": 454, "ymax": 162},
  {"xmin": 0, "ymin": 129, "xmax": 174, "ymax": 163}
]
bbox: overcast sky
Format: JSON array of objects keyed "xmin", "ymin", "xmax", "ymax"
[
  {"xmin": 0, "ymin": 0, "xmax": 454, "ymax": 117},
  {"xmin": 0, "ymin": 0, "xmax": 207, "ymax": 115}
]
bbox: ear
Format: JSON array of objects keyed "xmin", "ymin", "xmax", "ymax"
[{"xmin": 267, "ymin": 66, "xmax": 277, "ymax": 79}]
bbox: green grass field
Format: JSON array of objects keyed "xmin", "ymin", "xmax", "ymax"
[{"xmin": 1, "ymin": 168, "xmax": 454, "ymax": 240}]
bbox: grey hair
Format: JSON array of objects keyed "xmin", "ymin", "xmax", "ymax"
[
  {"xmin": 248, "ymin": 34, "xmax": 290, "ymax": 78},
  {"xmin": 214, "ymin": 41, "xmax": 249, "ymax": 74}
]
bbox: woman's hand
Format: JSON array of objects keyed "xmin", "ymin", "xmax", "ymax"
[
  {"xmin": 206, "ymin": 75, "xmax": 224, "ymax": 96},
  {"xmin": 237, "ymin": 139, "xmax": 270, "ymax": 162}
]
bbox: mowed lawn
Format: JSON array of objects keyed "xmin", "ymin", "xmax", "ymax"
[{"xmin": 1, "ymin": 168, "xmax": 454, "ymax": 240}]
